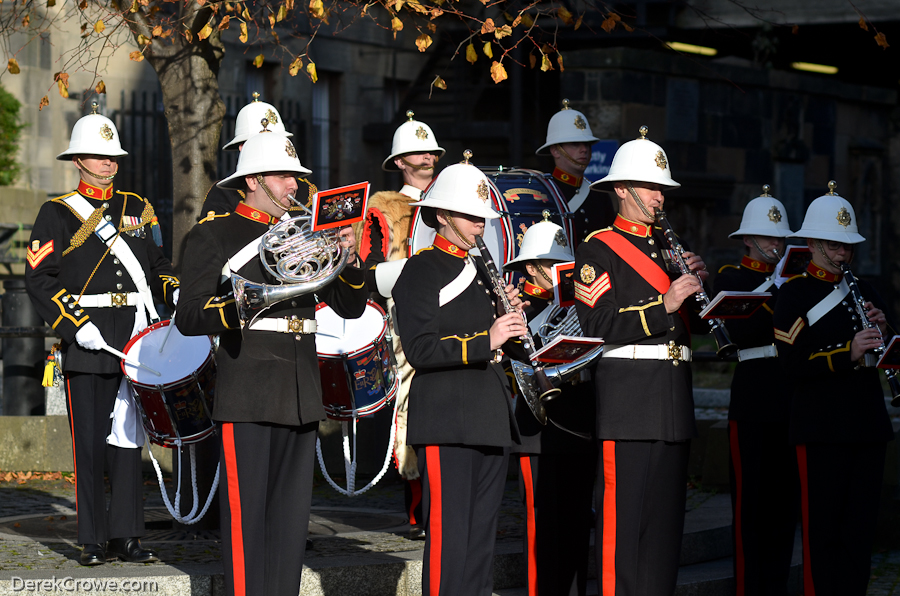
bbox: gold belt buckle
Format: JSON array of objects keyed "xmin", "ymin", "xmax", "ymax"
[
  {"xmin": 667, "ymin": 341, "xmax": 682, "ymax": 367},
  {"xmin": 288, "ymin": 317, "xmax": 304, "ymax": 333},
  {"xmin": 111, "ymin": 292, "xmax": 127, "ymax": 307}
]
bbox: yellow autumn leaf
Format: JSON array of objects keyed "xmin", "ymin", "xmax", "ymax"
[
  {"xmin": 39, "ymin": 96, "xmax": 50, "ymax": 111},
  {"xmin": 574, "ymin": 15, "xmax": 582, "ymax": 30},
  {"xmin": 217, "ymin": 15, "xmax": 230, "ymax": 30},
  {"xmin": 309, "ymin": 0, "xmax": 324, "ymax": 19},
  {"xmin": 430, "ymin": 7, "xmax": 443, "ymax": 18},
  {"xmin": 307, "ymin": 61, "xmax": 318, "ymax": 83},
  {"xmin": 481, "ymin": 18, "xmax": 495, "ymax": 35},
  {"xmin": 276, "ymin": 4, "xmax": 286, "ymax": 21},
  {"xmin": 239, "ymin": 22, "xmax": 248, "ymax": 42},
  {"xmin": 494, "ymin": 25, "xmax": 512, "ymax": 39},
  {"xmin": 556, "ymin": 54, "xmax": 564, "ymax": 71},
  {"xmin": 242, "ymin": 6, "xmax": 251, "ymax": 20},
  {"xmin": 490, "ymin": 61, "xmax": 507, "ymax": 84},
  {"xmin": 184, "ymin": 28, "xmax": 193, "ymax": 42},
  {"xmin": 482, "ymin": 41, "xmax": 493, "ymax": 58},
  {"xmin": 137, "ymin": 34, "xmax": 151, "ymax": 45},
  {"xmin": 511, "ymin": 15, "xmax": 521, "ymax": 27},
  {"xmin": 289, "ymin": 56, "xmax": 302, "ymax": 76},
  {"xmin": 129, "ymin": 50, "xmax": 144, "ymax": 61},
  {"xmin": 7, "ymin": 59, "xmax": 20, "ymax": 75},
  {"xmin": 48, "ymin": 0, "xmax": 56, "ymax": 6},
  {"xmin": 859, "ymin": 17, "xmax": 868, "ymax": 31},
  {"xmin": 130, "ymin": 0, "xmax": 138, "ymax": 12},
  {"xmin": 268, "ymin": 12, "xmax": 275, "ymax": 27},
  {"xmin": 415, "ymin": 34, "xmax": 432, "ymax": 52},
  {"xmin": 22, "ymin": 14, "xmax": 30, "ymax": 27},
  {"xmin": 427, "ymin": 22, "xmax": 436, "ymax": 32},
  {"xmin": 95, "ymin": 80, "xmax": 106, "ymax": 94},
  {"xmin": 433, "ymin": 75, "xmax": 446, "ymax": 89},
  {"xmin": 521, "ymin": 13, "xmax": 534, "ymax": 28},
  {"xmin": 557, "ymin": 6, "xmax": 573, "ymax": 25},
  {"xmin": 622, "ymin": 21, "xmax": 633, "ymax": 32},
  {"xmin": 286, "ymin": 0, "xmax": 294, "ymax": 10},
  {"xmin": 253, "ymin": 54, "xmax": 264, "ymax": 68},
  {"xmin": 391, "ymin": 17, "xmax": 403, "ymax": 32},
  {"xmin": 94, "ymin": 19, "xmax": 105, "ymax": 33},
  {"xmin": 541, "ymin": 53, "xmax": 552, "ymax": 71},
  {"xmin": 57, "ymin": 79, "xmax": 69, "ymax": 98},
  {"xmin": 197, "ymin": 22, "xmax": 212, "ymax": 40},
  {"xmin": 465, "ymin": 43, "xmax": 477, "ymax": 64},
  {"xmin": 152, "ymin": 24, "xmax": 162, "ymax": 36},
  {"xmin": 875, "ymin": 31, "xmax": 889, "ymax": 49}
]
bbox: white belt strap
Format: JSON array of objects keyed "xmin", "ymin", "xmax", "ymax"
[
  {"xmin": 220, "ymin": 236, "xmax": 265, "ymax": 282},
  {"xmin": 566, "ymin": 178, "xmax": 592, "ymax": 213},
  {"xmin": 603, "ymin": 343, "xmax": 692, "ymax": 362},
  {"xmin": 737, "ymin": 344, "xmax": 777, "ymax": 362},
  {"xmin": 807, "ymin": 279, "xmax": 850, "ymax": 326},
  {"xmin": 439, "ymin": 257, "xmax": 478, "ymax": 307},
  {"xmin": 63, "ymin": 194, "xmax": 159, "ymax": 321},
  {"xmin": 248, "ymin": 317, "xmax": 317, "ymax": 334},
  {"xmin": 78, "ymin": 292, "xmax": 141, "ymax": 308},
  {"xmin": 753, "ymin": 277, "xmax": 775, "ymax": 293}
]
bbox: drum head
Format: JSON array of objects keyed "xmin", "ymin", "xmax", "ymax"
[
  {"xmin": 123, "ymin": 321, "xmax": 212, "ymax": 386},
  {"xmin": 315, "ymin": 301, "xmax": 387, "ymax": 357}
]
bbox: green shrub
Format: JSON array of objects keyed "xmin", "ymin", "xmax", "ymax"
[{"xmin": 0, "ymin": 85, "xmax": 25, "ymax": 186}]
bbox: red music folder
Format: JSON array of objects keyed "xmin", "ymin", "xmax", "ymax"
[
  {"xmin": 699, "ymin": 291, "xmax": 771, "ymax": 320},
  {"xmin": 311, "ymin": 181, "xmax": 370, "ymax": 231},
  {"xmin": 876, "ymin": 335, "xmax": 900, "ymax": 369},
  {"xmin": 532, "ymin": 335, "xmax": 604, "ymax": 364}
]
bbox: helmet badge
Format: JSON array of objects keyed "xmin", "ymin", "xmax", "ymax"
[
  {"xmin": 476, "ymin": 180, "xmax": 489, "ymax": 202},
  {"xmin": 836, "ymin": 207, "xmax": 852, "ymax": 228},
  {"xmin": 767, "ymin": 205, "xmax": 782, "ymax": 223},
  {"xmin": 554, "ymin": 229, "xmax": 568, "ymax": 247},
  {"xmin": 654, "ymin": 150, "xmax": 667, "ymax": 171},
  {"xmin": 265, "ymin": 109, "xmax": 278, "ymax": 125},
  {"xmin": 574, "ymin": 115, "xmax": 587, "ymax": 130},
  {"xmin": 285, "ymin": 140, "xmax": 297, "ymax": 158},
  {"xmin": 99, "ymin": 124, "xmax": 114, "ymax": 141},
  {"xmin": 415, "ymin": 126, "xmax": 428, "ymax": 140}
]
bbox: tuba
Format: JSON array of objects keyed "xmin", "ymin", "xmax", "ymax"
[{"xmin": 231, "ymin": 210, "xmax": 349, "ymax": 327}]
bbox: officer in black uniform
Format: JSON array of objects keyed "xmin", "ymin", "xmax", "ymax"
[
  {"xmin": 504, "ymin": 215, "xmax": 596, "ymax": 596},
  {"xmin": 25, "ymin": 104, "xmax": 177, "ymax": 566},
  {"xmin": 176, "ymin": 131, "xmax": 367, "ymax": 596},
  {"xmin": 773, "ymin": 182, "xmax": 893, "ymax": 596},
  {"xmin": 536, "ymin": 99, "xmax": 616, "ymax": 243},
  {"xmin": 392, "ymin": 153, "xmax": 524, "ymax": 596},
  {"xmin": 712, "ymin": 186, "xmax": 798, "ymax": 595},
  {"xmin": 574, "ymin": 127, "xmax": 708, "ymax": 595}
]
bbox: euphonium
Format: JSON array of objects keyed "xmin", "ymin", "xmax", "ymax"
[{"xmin": 232, "ymin": 212, "xmax": 349, "ymax": 327}]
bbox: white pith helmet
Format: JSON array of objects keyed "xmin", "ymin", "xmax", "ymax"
[
  {"xmin": 729, "ymin": 185, "xmax": 793, "ymax": 238},
  {"xmin": 592, "ymin": 126, "xmax": 680, "ymax": 191},
  {"xmin": 218, "ymin": 128, "xmax": 311, "ymax": 189},
  {"xmin": 57, "ymin": 103, "xmax": 128, "ymax": 160},
  {"xmin": 409, "ymin": 150, "xmax": 499, "ymax": 220},
  {"xmin": 504, "ymin": 212, "xmax": 574, "ymax": 272},
  {"xmin": 382, "ymin": 110, "xmax": 445, "ymax": 171},
  {"xmin": 223, "ymin": 92, "xmax": 292, "ymax": 151},
  {"xmin": 790, "ymin": 180, "xmax": 865, "ymax": 244},
  {"xmin": 535, "ymin": 99, "xmax": 600, "ymax": 155}
]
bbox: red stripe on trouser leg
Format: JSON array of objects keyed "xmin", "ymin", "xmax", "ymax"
[
  {"xmin": 222, "ymin": 423, "xmax": 246, "ymax": 596},
  {"xmin": 409, "ymin": 477, "xmax": 423, "ymax": 526},
  {"xmin": 729, "ymin": 421, "xmax": 745, "ymax": 596},
  {"xmin": 601, "ymin": 441, "xmax": 617, "ymax": 596},
  {"xmin": 426, "ymin": 446, "xmax": 443, "ymax": 596},
  {"xmin": 796, "ymin": 445, "xmax": 814, "ymax": 596},
  {"xmin": 519, "ymin": 454, "xmax": 539, "ymax": 596}
]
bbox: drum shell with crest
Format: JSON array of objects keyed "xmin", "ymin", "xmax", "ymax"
[
  {"xmin": 408, "ymin": 168, "xmax": 575, "ymax": 282},
  {"xmin": 121, "ymin": 319, "xmax": 217, "ymax": 448},
  {"xmin": 315, "ymin": 299, "xmax": 399, "ymax": 420}
]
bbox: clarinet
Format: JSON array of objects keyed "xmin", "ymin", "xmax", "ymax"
[
  {"xmin": 655, "ymin": 210, "xmax": 738, "ymax": 357},
  {"xmin": 474, "ymin": 235, "xmax": 562, "ymax": 404},
  {"xmin": 840, "ymin": 264, "xmax": 900, "ymax": 406}
]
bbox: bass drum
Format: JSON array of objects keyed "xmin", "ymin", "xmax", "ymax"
[{"xmin": 408, "ymin": 168, "xmax": 574, "ymax": 280}]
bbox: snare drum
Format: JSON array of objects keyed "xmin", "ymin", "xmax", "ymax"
[
  {"xmin": 121, "ymin": 320, "xmax": 217, "ymax": 448},
  {"xmin": 315, "ymin": 300, "xmax": 399, "ymax": 420},
  {"xmin": 408, "ymin": 168, "xmax": 573, "ymax": 281}
]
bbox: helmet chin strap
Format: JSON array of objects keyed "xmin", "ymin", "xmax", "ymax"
[
  {"xmin": 256, "ymin": 175, "xmax": 291, "ymax": 214},
  {"xmin": 750, "ymin": 236, "xmax": 780, "ymax": 264},
  {"xmin": 813, "ymin": 239, "xmax": 850, "ymax": 271},
  {"xmin": 440, "ymin": 209, "xmax": 475, "ymax": 250},
  {"xmin": 626, "ymin": 183, "xmax": 656, "ymax": 221},
  {"xmin": 534, "ymin": 262, "xmax": 554, "ymax": 286},
  {"xmin": 77, "ymin": 158, "xmax": 117, "ymax": 182},
  {"xmin": 400, "ymin": 156, "xmax": 436, "ymax": 171},
  {"xmin": 555, "ymin": 145, "xmax": 589, "ymax": 170}
]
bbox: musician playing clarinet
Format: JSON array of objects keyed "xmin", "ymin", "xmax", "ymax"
[
  {"xmin": 773, "ymin": 182, "xmax": 892, "ymax": 596},
  {"xmin": 573, "ymin": 126, "xmax": 708, "ymax": 596},
  {"xmin": 392, "ymin": 153, "xmax": 523, "ymax": 596}
]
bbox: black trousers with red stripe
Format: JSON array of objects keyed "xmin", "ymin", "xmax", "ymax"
[
  {"xmin": 519, "ymin": 451, "xmax": 596, "ymax": 596},
  {"xmin": 596, "ymin": 440, "xmax": 690, "ymax": 596},
  {"xmin": 65, "ymin": 372, "xmax": 144, "ymax": 545},
  {"xmin": 796, "ymin": 442, "xmax": 886, "ymax": 596},
  {"xmin": 417, "ymin": 444, "xmax": 507, "ymax": 596},
  {"xmin": 728, "ymin": 420, "xmax": 798, "ymax": 596},
  {"xmin": 219, "ymin": 421, "xmax": 318, "ymax": 596},
  {"xmin": 405, "ymin": 476, "xmax": 424, "ymax": 527}
]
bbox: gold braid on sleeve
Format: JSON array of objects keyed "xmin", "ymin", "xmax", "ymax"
[{"xmin": 62, "ymin": 207, "xmax": 106, "ymax": 257}]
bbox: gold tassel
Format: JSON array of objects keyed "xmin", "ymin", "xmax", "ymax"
[{"xmin": 42, "ymin": 354, "xmax": 56, "ymax": 388}]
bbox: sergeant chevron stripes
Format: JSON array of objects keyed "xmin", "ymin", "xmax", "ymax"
[
  {"xmin": 26, "ymin": 240, "xmax": 54, "ymax": 269},
  {"xmin": 575, "ymin": 272, "xmax": 610, "ymax": 307}
]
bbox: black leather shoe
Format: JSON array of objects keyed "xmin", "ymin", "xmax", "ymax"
[
  {"xmin": 79, "ymin": 544, "xmax": 105, "ymax": 566},
  {"xmin": 408, "ymin": 525, "xmax": 426, "ymax": 541},
  {"xmin": 106, "ymin": 538, "xmax": 159, "ymax": 563}
]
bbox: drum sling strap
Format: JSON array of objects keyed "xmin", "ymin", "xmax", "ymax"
[
  {"xmin": 753, "ymin": 277, "xmax": 776, "ymax": 293},
  {"xmin": 807, "ymin": 278, "xmax": 850, "ymax": 326},
  {"xmin": 439, "ymin": 256, "xmax": 478, "ymax": 306}
]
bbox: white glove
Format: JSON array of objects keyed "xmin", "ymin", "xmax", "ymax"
[
  {"xmin": 773, "ymin": 254, "xmax": 788, "ymax": 288},
  {"xmin": 173, "ymin": 288, "xmax": 180, "ymax": 305},
  {"xmin": 75, "ymin": 322, "xmax": 108, "ymax": 351}
]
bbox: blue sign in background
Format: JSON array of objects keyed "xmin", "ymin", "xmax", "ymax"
[{"xmin": 584, "ymin": 140, "xmax": 620, "ymax": 179}]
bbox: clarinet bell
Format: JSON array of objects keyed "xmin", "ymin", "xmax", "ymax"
[{"xmin": 712, "ymin": 323, "xmax": 738, "ymax": 358}]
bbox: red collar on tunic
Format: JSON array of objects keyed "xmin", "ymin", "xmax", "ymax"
[
  {"xmin": 807, "ymin": 261, "xmax": 842, "ymax": 283},
  {"xmin": 613, "ymin": 214, "xmax": 652, "ymax": 238},
  {"xmin": 523, "ymin": 281, "xmax": 551, "ymax": 300},
  {"xmin": 78, "ymin": 180, "xmax": 114, "ymax": 201},
  {"xmin": 741, "ymin": 255, "xmax": 776, "ymax": 273},
  {"xmin": 433, "ymin": 234, "xmax": 468, "ymax": 258},
  {"xmin": 235, "ymin": 201, "xmax": 278, "ymax": 226},
  {"xmin": 552, "ymin": 167, "xmax": 582, "ymax": 188}
]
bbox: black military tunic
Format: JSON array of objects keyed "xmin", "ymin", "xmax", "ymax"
[
  {"xmin": 549, "ymin": 168, "xmax": 616, "ymax": 244},
  {"xmin": 25, "ymin": 179, "xmax": 178, "ymax": 545},
  {"xmin": 773, "ymin": 260, "xmax": 892, "ymax": 596},
  {"xmin": 176, "ymin": 200, "xmax": 367, "ymax": 596},
  {"xmin": 713, "ymin": 256, "xmax": 797, "ymax": 595},
  {"xmin": 393, "ymin": 233, "xmax": 520, "ymax": 596},
  {"xmin": 574, "ymin": 213, "xmax": 703, "ymax": 596}
]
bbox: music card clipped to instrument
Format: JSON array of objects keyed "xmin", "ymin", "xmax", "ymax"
[
  {"xmin": 877, "ymin": 336, "xmax": 900, "ymax": 369},
  {"xmin": 699, "ymin": 291, "xmax": 772, "ymax": 320},
  {"xmin": 778, "ymin": 245, "xmax": 812, "ymax": 282},
  {"xmin": 551, "ymin": 261, "xmax": 576, "ymax": 307},
  {"xmin": 311, "ymin": 181, "xmax": 370, "ymax": 231}
]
